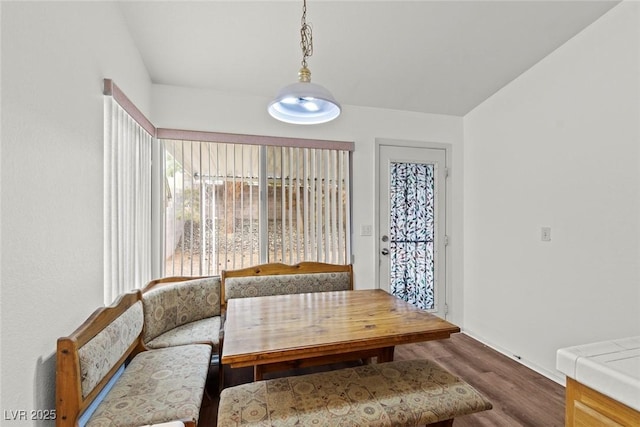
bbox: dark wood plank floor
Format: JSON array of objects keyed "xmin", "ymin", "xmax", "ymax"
[{"xmin": 200, "ymin": 333, "xmax": 565, "ymax": 426}]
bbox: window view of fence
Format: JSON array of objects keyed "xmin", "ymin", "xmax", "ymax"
[{"xmin": 163, "ymin": 139, "xmax": 351, "ymax": 276}]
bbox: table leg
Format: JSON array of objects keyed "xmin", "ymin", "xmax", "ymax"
[
  {"xmin": 254, "ymin": 365, "xmax": 263, "ymax": 381},
  {"xmin": 378, "ymin": 346, "xmax": 395, "ymax": 363}
]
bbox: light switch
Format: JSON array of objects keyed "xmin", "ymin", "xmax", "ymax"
[
  {"xmin": 541, "ymin": 227, "xmax": 551, "ymax": 242},
  {"xmin": 360, "ymin": 225, "xmax": 373, "ymax": 236}
]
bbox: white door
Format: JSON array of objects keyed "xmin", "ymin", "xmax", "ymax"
[{"xmin": 378, "ymin": 144, "xmax": 447, "ymax": 317}]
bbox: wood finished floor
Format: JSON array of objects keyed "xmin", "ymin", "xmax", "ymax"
[{"xmin": 200, "ymin": 333, "xmax": 566, "ymax": 426}]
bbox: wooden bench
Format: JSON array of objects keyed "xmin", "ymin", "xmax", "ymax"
[
  {"xmin": 217, "ymin": 359, "xmax": 492, "ymax": 427},
  {"xmin": 56, "ymin": 291, "xmax": 212, "ymax": 427},
  {"xmin": 221, "ymin": 261, "xmax": 353, "ymax": 309}
]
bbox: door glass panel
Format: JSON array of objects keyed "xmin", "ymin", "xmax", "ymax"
[{"xmin": 389, "ymin": 162, "xmax": 435, "ymax": 310}]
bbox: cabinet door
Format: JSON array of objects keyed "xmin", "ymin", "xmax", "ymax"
[
  {"xmin": 566, "ymin": 378, "xmax": 640, "ymax": 426},
  {"xmin": 572, "ymin": 400, "xmax": 623, "ymax": 426}
]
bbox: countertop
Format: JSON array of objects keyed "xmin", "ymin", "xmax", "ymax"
[{"xmin": 557, "ymin": 336, "xmax": 640, "ymax": 412}]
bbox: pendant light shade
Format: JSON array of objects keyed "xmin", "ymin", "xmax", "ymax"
[
  {"xmin": 268, "ymin": 69, "xmax": 341, "ymax": 125},
  {"xmin": 268, "ymin": 0, "xmax": 340, "ymax": 125}
]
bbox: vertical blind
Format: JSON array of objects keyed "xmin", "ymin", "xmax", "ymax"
[
  {"xmin": 104, "ymin": 96, "xmax": 153, "ymax": 304},
  {"xmin": 102, "ymin": 79, "xmax": 353, "ymax": 301},
  {"xmin": 163, "ymin": 139, "xmax": 352, "ymax": 276}
]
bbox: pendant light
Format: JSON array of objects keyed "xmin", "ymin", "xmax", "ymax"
[{"xmin": 268, "ymin": 0, "xmax": 341, "ymax": 125}]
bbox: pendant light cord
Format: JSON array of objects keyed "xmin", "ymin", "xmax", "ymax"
[{"xmin": 300, "ymin": 0, "xmax": 313, "ymax": 68}]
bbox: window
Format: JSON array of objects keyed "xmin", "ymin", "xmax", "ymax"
[
  {"xmin": 162, "ymin": 136, "xmax": 353, "ymax": 276},
  {"xmin": 103, "ymin": 80, "xmax": 353, "ymax": 287}
]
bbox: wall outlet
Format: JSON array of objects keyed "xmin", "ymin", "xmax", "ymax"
[{"xmin": 541, "ymin": 227, "xmax": 552, "ymax": 242}]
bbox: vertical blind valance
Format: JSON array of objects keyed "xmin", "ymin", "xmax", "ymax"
[{"xmin": 156, "ymin": 128, "xmax": 354, "ymax": 152}]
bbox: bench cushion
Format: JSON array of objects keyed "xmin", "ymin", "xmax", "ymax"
[
  {"xmin": 86, "ymin": 344, "xmax": 211, "ymax": 427},
  {"xmin": 145, "ymin": 316, "xmax": 222, "ymax": 350},
  {"xmin": 142, "ymin": 277, "xmax": 221, "ymax": 345},
  {"xmin": 217, "ymin": 359, "xmax": 492, "ymax": 426},
  {"xmin": 224, "ymin": 272, "xmax": 351, "ymax": 301},
  {"xmin": 78, "ymin": 301, "xmax": 144, "ymax": 399}
]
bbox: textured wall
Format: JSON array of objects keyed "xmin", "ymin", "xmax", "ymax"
[
  {"xmin": 1, "ymin": 2, "xmax": 151, "ymax": 423},
  {"xmin": 464, "ymin": 1, "xmax": 640, "ymax": 382}
]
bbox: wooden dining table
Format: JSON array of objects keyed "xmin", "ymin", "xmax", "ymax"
[{"xmin": 221, "ymin": 289, "xmax": 460, "ymax": 381}]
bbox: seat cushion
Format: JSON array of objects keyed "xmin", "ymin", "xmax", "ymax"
[
  {"xmin": 86, "ymin": 344, "xmax": 211, "ymax": 427},
  {"xmin": 145, "ymin": 316, "xmax": 221, "ymax": 351},
  {"xmin": 217, "ymin": 359, "xmax": 492, "ymax": 427}
]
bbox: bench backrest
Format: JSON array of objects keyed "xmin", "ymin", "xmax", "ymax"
[
  {"xmin": 56, "ymin": 291, "xmax": 144, "ymax": 427},
  {"xmin": 140, "ymin": 276, "xmax": 221, "ymax": 345},
  {"xmin": 221, "ymin": 262, "xmax": 353, "ymax": 307}
]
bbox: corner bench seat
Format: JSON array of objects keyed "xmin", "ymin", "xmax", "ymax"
[
  {"xmin": 217, "ymin": 359, "xmax": 492, "ymax": 426},
  {"xmin": 141, "ymin": 276, "xmax": 222, "ymax": 351}
]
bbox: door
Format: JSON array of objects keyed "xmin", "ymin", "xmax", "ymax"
[{"xmin": 378, "ymin": 144, "xmax": 447, "ymax": 316}]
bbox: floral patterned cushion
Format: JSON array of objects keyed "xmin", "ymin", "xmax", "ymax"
[
  {"xmin": 146, "ymin": 316, "xmax": 221, "ymax": 351},
  {"xmin": 217, "ymin": 359, "xmax": 492, "ymax": 427},
  {"xmin": 224, "ymin": 272, "xmax": 351, "ymax": 302},
  {"xmin": 86, "ymin": 344, "xmax": 211, "ymax": 427},
  {"xmin": 142, "ymin": 277, "xmax": 221, "ymax": 344},
  {"xmin": 78, "ymin": 301, "xmax": 144, "ymax": 399}
]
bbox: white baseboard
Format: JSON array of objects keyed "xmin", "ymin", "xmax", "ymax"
[{"xmin": 460, "ymin": 328, "xmax": 566, "ymax": 386}]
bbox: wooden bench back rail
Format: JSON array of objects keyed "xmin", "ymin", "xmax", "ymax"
[
  {"xmin": 141, "ymin": 275, "xmax": 212, "ymax": 292},
  {"xmin": 221, "ymin": 262, "xmax": 353, "ymax": 306},
  {"xmin": 56, "ymin": 291, "xmax": 145, "ymax": 426}
]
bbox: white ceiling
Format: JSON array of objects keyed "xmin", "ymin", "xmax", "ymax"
[{"xmin": 119, "ymin": 0, "xmax": 618, "ymax": 116}]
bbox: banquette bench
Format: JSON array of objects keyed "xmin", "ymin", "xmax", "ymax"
[
  {"xmin": 56, "ymin": 263, "xmax": 349, "ymax": 426},
  {"xmin": 217, "ymin": 359, "xmax": 493, "ymax": 426},
  {"xmin": 55, "ymin": 290, "xmax": 212, "ymax": 427},
  {"xmin": 57, "ymin": 263, "xmax": 492, "ymax": 426}
]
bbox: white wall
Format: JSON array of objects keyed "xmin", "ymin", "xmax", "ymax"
[
  {"xmin": 10, "ymin": 0, "xmax": 631, "ymax": 418},
  {"xmin": 1, "ymin": 2, "xmax": 151, "ymax": 423},
  {"xmin": 463, "ymin": 1, "xmax": 640, "ymax": 382},
  {"xmin": 151, "ymin": 84, "xmax": 465, "ymax": 323}
]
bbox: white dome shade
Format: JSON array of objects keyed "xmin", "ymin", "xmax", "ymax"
[{"xmin": 268, "ymin": 81, "xmax": 341, "ymax": 125}]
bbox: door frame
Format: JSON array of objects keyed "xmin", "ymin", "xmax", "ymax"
[{"xmin": 374, "ymin": 138, "xmax": 453, "ymax": 317}]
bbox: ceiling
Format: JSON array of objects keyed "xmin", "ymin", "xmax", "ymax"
[{"xmin": 119, "ymin": 0, "xmax": 618, "ymax": 116}]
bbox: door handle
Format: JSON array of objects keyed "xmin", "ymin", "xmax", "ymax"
[{"xmin": 381, "ymin": 248, "xmax": 389, "ymax": 256}]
